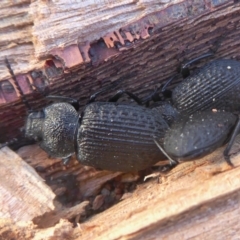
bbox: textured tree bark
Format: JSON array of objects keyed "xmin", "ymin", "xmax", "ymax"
[{"xmin": 1, "ymin": 0, "xmax": 240, "ymax": 239}]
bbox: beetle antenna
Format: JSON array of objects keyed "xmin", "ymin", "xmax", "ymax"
[
  {"xmin": 153, "ymin": 136, "xmax": 179, "ymax": 171},
  {"xmin": 5, "ymin": 58, "xmax": 32, "ymax": 112}
]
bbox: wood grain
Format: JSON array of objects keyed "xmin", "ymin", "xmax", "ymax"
[
  {"xmin": 1, "ymin": 137, "xmax": 240, "ymax": 239},
  {"xmin": 0, "ymin": 147, "xmax": 55, "ymax": 222}
]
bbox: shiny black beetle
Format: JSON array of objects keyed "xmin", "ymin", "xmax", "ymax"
[
  {"xmin": 2, "ymin": 58, "xmax": 171, "ymax": 172},
  {"xmin": 3, "ymin": 56, "xmax": 240, "ymax": 173},
  {"xmin": 26, "ymin": 101, "xmax": 170, "ymax": 172},
  {"xmin": 152, "ymin": 56, "xmax": 240, "ymax": 170},
  {"xmin": 162, "ymin": 58, "xmax": 240, "ymax": 115},
  {"xmin": 154, "ymin": 110, "xmax": 240, "ymax": 170}
]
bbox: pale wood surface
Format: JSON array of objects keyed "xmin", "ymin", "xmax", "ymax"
[
  {"xmin": 17, "ymin": 144, "xmax": 124, "ymax": 198},
  {"xmin": 0, "ymin": 147, "xmax": 55, "ymax": 222},
  {"xmin": 0, "ymin": 0, "xmax": 234, "ymax": 77},
  {"xmin": 30, "ymin": 0, "xmax": 171, "ymax": 58},
  {"xmin": 1, "ymin": 0, "xmax": 37, "ymax": 78},
  {"xmin": 0, "ymin": 218, "xmax": 73, "ymax": 240},
  {"xmin": 1, "ymin": 138, "xmax": 240, "ymax": 239},
  {"xmin": 1, "ymin": 0, "xmax": 173, "ymax": 78}
]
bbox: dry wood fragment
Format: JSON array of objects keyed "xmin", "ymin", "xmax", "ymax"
[
  {"xmin": 0, "ymin": 219, "xmax": 74, "ymax": 240},
  {"xmin": 0, "ymin": 147, "xmax": 55, "ymax": 222},
  {"xmin": 33, "ymin": 201, "xmax": 89, "ymax": 228},
  {"xmin": 3, "ymin": 137, "xmax": 240, "ymax": 239},
  {"xmin": 17, "ymin": 144, "xmax": 125, "ymax": 198}
]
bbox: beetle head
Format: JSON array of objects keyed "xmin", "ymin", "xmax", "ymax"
[{"xmin": 25, "ymin": 102, "xmax": 79, "ymax": 158}]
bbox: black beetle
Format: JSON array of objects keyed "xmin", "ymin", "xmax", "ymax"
[
  {"xmin": 3, "ymin": 57, "xmax": 240, "ymax": 173},
  {"xmin": 153, "ymin": 110, "xmax": 240, "ymax": 170},
  {"xmin": 2, "ymin": 58, "xmax": 170, "ymax": 172},
  {"xmin": 25, "ymin": 101, "xmax": 170, "ymax": 172},
  {"xmin": 151, "ymin": 56, "xmax": 240, "ymax": 170},
  {"xmin": 163, "ymin": 58, "xmax": 240, "ymax": 114}
]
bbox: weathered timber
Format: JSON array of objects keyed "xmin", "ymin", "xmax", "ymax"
[
  {"xmin": 0, "ymin": 219, "xmax": 74, "ymax": 240},
  {"xmin": 1, "ymin": 136, "xmax": 240, "ymax": 239},
  {"xmin": 0, "ymin": 147, "xmax": 55, "ymax": 222}
]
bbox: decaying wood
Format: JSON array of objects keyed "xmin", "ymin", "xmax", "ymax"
[
  {"xmin": 0, "ymin": 147, "xmax": 89, "ymax": 239},
  {"xmin": 33, "ymin": 201, "xmax": 89, "ymax": 228},
  {"xmin": 2, "ymin": 0, "xmax": 219, "ymax": 76},
  {"xmin": 0, "ymin": 219, "xmax": 73, "ymax": 240},
  {"xmin": 0, "ymin": 147, "xmax": 55, "ymax": 222},
  {"xmin": 17, "ymin": 144, "xmax": 125, "ymax": 198},
  {"xmin": 2, "ymin": 136, "xmax": 240, "ymax": 239}
]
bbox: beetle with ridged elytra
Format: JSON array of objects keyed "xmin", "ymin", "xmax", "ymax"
[
  {"xmin": 1, "ymin": 58, "xmax": 172, "ymax": 172},
  {"xmin": 2, "ymin": 56, "xmax": 240, "ymax": 173},
  {"xmin": 153, "ymin": 55, "xmax": 240, "ymax": 171}
]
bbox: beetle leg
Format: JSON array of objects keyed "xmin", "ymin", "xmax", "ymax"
[
  {"xmin": 158, "ymin": 163, "xmax": 178, "ymax": 172},
  {"xmin": 141, "ymin": 87, "xmax": 162, "ymax": 105},
  {"xmin": 183, "ymin": 34, "xmax": 227, "ymax": 74},
  {"xmin": 223, "ymin": 116, "xmax": 240, "ymax": 166},
  {"xmin": 62, "ymin": 156, "xmax": 72, "ymax": 165},
  {"xmin": 153, "ymin": 137, "xmax": 179, "ymax": 171},
  {"xmin": 88, "ymin": 72, "xmax": 138, "ymax": 103},
  {"xmin": 161, "ymin": 52, "xmax": 214, "ymax": 96},
  {"xmin": 108, "ymin": 88, "xmax": 162, "ymax": 106},
  {"xmin": 88, "ymin": 85, "xmax": 114, "ymax": 103},
  {"xmin": 5, "ymin": 58, "xmax": 32, "ymax": 112},
  {"xmin": 180, "ymin": 52, "xmax": 214, "ymax": 78},
  {"xmin": 161, "ymin": 75, "xmax": 177, "ymax": 99},
  {"xmin": 108, "ymin": 89, "xmax": 142, "ymax": 104},
  {"xmin": 46, "ymin": 95, "xmax": 78, "ymax": 103}
]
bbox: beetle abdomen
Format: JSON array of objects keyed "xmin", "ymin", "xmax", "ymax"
[
  {"xmin": 77, "ymin": 102, "xmax": 168, "ymax": 172},
  {"xmin": 163, "ymin": 111, "xmax": 237, "ymax": 161},
  {"xmin": 172, "ymin": 59, "xmax": 240, "ymax": 114}
]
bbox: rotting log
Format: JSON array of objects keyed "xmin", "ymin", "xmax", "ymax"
[
  {"xmin": 1, "ymin": 136, "xmax": 240, "ymax": 239},
  {"xmin": 0, "ymin": 147, "xmax": 55, "ymax": 223},
  {"xmin": 1, "ymin": 0, "xmax": 240, "ymax": 239}
]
